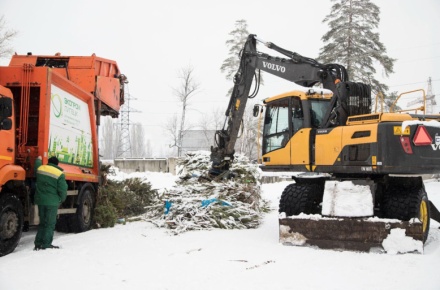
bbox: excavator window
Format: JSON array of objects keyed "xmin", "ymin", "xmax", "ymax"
[
  {"xmin": 262, "ymin": 98, "xmax": 290, "ymax": 154},
  {"xmin": 310, "ymin": 99, "xmax": 330, "ymax": 128},
  {"xmin": 292, "ymin": 97, "xmax": 304, "ymax": 132}
]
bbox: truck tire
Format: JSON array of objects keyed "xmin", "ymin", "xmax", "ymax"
[
  {"xmin": 70, "ymin": 187, "xmax": 95, "ymax": 233},
  {"xmin": 279, "ymin": 183, "xmax": 323, "ymax": 216},
  {"xmin": 55, "ymin": 214, "xmax": 71, "ymax": 233},
  {"xmin": 0, "ymin": 194, "xmax": 23, "ymax": 256},
  {"xmin": 382, "ymin": 180, "xmax": 430, "ymax": 242}
]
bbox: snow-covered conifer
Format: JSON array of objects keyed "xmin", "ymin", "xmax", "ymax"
[{"xmin": 318, "ymin": 0, "xmax": 395, "ymax": 96}]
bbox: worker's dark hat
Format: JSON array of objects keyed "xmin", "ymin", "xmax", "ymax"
[{"xmin": 48, "ymin": 156, "xmax": 59, "ymax": 165}]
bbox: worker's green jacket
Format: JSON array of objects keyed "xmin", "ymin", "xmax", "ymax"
[{"xmin": 34, "ymin": 159, "xmax": 68, "ymax": 206}]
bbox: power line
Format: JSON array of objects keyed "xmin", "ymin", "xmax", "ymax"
[
  {"xmin": 388, "ymin": 42, "xmax": 440, "ymax": 52},
  {"xmin": 389, "ymin": 78, "xmax": 440, "ymax": 88},
  {"xmin": 396, "ymin": 55, "xmax": 440, "ymax": 64},
  {"xmin": 116, "ymin": 85, "xmax": 142, "ymax": 158}
]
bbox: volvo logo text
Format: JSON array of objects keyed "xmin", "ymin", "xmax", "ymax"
[{"xmin": 262, "ymin": 61, "xmax": 286, "ymax": 73}]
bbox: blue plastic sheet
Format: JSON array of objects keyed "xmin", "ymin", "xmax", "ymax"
[
  {"xmin": 164, "ymin": 200, "xmax": 172, "ymax": 214},
  {"xmin": 201, "ymin": 198, "xmax": 231, "ymax": 208}
]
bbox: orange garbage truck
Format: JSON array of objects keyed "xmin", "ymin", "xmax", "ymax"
[{"xmin": 0, "ymin": 53, "xmax": 127, "ymax": 256}]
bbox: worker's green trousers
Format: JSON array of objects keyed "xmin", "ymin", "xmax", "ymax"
[{"xmin": 34, "ymin": 205, "xmax": 58, "ymax": 248}]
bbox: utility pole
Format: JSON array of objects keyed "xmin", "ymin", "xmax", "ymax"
[
  {"xmin": 116, "ymin": 85, "xmax": 133, "ymax": 158},
  {"xmin": 426, "ymin": 77, "xmax": 437, "ymax": 114},
  {"xmin": 405, "ymin": 77, "xmax": 436, "ymax": 114}
]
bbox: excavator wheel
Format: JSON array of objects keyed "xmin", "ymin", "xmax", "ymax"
[
  {"xmin": 419, "ymin": 194, "xmax": 430, "ymax": 242},
  {"xmin": 381, "ymin": 177, "xmax": 430, "ymax": 242},
  {"xmin": 279, "ymin": 183, "xmax": 323, "ymax": 216}
]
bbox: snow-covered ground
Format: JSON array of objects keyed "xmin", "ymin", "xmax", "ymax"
[{"xmin": 1, "ymin": 173, "xmax": 440, "ymax": 290}]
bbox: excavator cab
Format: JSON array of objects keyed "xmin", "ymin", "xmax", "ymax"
[{"xmin": 260, "ymin": 88, "xmax": 334, "ymax": 171}]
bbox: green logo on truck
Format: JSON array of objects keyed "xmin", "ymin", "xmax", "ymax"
[{"xmin": 51, "ymin": 93, "xmax": 62, "ymax": 118}]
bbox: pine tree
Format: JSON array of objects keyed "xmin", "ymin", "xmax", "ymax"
[
  {"xmin": 220, "ymin": 20, "xmax": 262, "ymax": 160},
  {"xmin": 220, "ymin": 19, "xmax": 263, "ymax": 96},
  {"xmin": 220, "ymin": 20, "xmax": 249, "ymax": 82},
  {"xmin": 384, "ymin": 91, "xmax": 402, "ymax": 112},
  {"xmin": 318, "ymin": 0, "xmax": 395, "ymax": 96},
  {"xmin": 371, "ymin": 91, "xmax": 401, "ymax": 113}
]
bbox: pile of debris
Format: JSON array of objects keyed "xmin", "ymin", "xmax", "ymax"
[{"xmin": 142, "ymin": 151, "xmax": 267, "ymax": 234}]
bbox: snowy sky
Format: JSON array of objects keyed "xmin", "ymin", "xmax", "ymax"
[{"xmin": 1, "ymin": 0, "xmax": 439, "ymax": 156}]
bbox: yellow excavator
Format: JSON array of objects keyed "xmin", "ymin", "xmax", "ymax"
[{"xmin": 209, "ymin": 34, "xmax": 440, "ymax": 252}]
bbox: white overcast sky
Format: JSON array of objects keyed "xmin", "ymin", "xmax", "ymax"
[{"xmin": 1, "ymin": 0, "xmax": 439, "ymax": 156}]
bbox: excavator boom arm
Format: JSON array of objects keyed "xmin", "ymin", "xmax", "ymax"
[{"xmin": 210, "ymin": 34, "xmax": 351, "ymax": 176}]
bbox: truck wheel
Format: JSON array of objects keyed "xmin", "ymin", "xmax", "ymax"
[
  {"xmin": 279, "ymin": 183, "xmax": 323, "ymax": 216},
  {"xmin": 0, "ymin": 194, "xmax": 23, "ymax": 256},
  {"xmin": 382, "ymin": 182, "xmax": 430, "ymax": 242},
  {"xmin": 70, "ymin": 187, "xmax": 94, "ymax": 233},
  {"xmin": 55, "ymin": 215, "xmax": 71, "ymax": 233}
]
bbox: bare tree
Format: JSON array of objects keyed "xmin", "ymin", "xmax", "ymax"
[
  {"xmin": 171, "ymin": 65, "xmax": 200, "ymax": 157},
  {"xmin": 100, "ymin": 116, "xmax": 120, "ymax": 160},
  {"xmin": 197, "ymin": 107, "xmax": 224, "ymax": 145},
  {"xmin": 165, "ymin": 114, "xmax": 179, "ymax": 156},
  {"xmin": 144, "ymin": 139, "xmax": 152, "ymax": 158},
  {"xmin": 235, "ymin": 99, "xmax": 261, "ymax": 161},
  {"xmin": 130, "ymin": 123, "xmax": 147, "ymax": 158},
  {"xmin": 0, "ymin": 15, "xmax": 18, "ymax": 59},
  {"xmin": 101, "ymin": 119, "xmax": 151, "ymax": 159},
  {"xmin": 199, "ymin": 100, "xmax": 261, "ymax": 161}
]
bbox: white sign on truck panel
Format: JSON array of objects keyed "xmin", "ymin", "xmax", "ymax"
[{"xmin": 49, "ymin": 85, "xmax": 93, "ymax": 167}]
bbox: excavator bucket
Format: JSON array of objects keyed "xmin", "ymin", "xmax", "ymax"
[
  {"xmin": 277, "ymin": 179, "xmax": 433, "ymax": 253},
  {"xmin": 279, "ymin": 217, "xmax": 424, "ymax": 253}
]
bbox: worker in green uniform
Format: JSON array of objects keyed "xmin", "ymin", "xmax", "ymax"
[{"xmin": 34, "ymin": 156, "xmax": 67, "ymax": 250}]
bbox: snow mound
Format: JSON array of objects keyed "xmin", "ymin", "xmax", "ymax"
[
  {"xmin": 142, "ymin": 151, "xmax": 267, "ymax": 234},
  {"xmin": 322, "ymin": 181, "xmax": 373, "ymax": 217},
  {"xmin": 382, "ymin": 228, "xmax": 424, "ymax": 254},
  {"xmin": 279, "ymin": 225, "xmax": 307, "ymax": 245},
  {"xmin": 107, "ymin": 167, "xmax": 178, "ymax": 193}
]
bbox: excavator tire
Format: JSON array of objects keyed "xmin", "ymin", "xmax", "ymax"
[
  {"xmin": 382, "ymin": 177, "xmax": 430, "ymax": 242},
  {"xmin": 279, "ymin": 183, "xmax": 323, "ymax": 216}
]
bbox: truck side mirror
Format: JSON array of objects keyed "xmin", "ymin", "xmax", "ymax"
[
  {"xmin": 0, "ymin": 118, "xmax": 12, "ymax": 130},
  {"xmin": 0, "ymin": 97, "xmax": 13, "ymax": 118}
]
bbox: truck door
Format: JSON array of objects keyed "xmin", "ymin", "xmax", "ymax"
[{"xmin": 0, "ymin": 92, "xmax": 14, "ymax": 169}]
